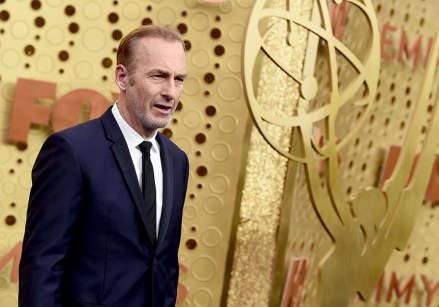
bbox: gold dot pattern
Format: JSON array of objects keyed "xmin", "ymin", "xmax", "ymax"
[{"xmin": 0, "ymin": 1, "xmax": 251, "ymax": 306}]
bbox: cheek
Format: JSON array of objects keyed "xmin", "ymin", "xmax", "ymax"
[{"xmin": 134, "ymin": 88, "xmax": 153, "ymax": 104}]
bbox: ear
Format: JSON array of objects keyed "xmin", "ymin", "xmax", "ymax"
[{"xmin": 115, "ymin": 64, "xmax": 129, "ymax": 91}]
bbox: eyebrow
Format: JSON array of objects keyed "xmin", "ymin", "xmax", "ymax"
[{"xmin": 150, "ymin": 69, "xmax": 187, "ymax": 79}]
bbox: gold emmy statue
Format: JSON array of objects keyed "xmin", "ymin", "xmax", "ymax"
[{"xmin": 243, "ymin": 0, "xmax": 439, "ymax": 305}]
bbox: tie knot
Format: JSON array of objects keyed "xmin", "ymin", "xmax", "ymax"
[{"xmin": 138, "ymin": 141, "xmax": 152, "ymax": 154}]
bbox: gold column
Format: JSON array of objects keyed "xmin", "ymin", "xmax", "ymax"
[{"xmin": 226, "ymin": 0, "xmax": 313, "ymax": 305}]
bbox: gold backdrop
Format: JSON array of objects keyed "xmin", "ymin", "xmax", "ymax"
[
  {"xmin": 0, "ymin": 0, "xmax": 439, "ymax": 306},
  {"xmin": 0, "ymin": 1, "xmax": 251, "ymax": 306}
]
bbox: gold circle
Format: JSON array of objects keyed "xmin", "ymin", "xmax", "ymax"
[
  {"xmin": 217, "ymin": 77, "xmax": 242, "ymax": 102},
  {"xmin": 237, "ymin": 0, "xmax": 254, "ymax": 8},
  {"xmin": 122, "ymin": 1, "xmax": 142, "ymax": 20},
  {"xmin": 191, "ymin": 256, "xmax": 216, "ymax": 282},
  {"xmin": 35, "ymin": 54, "xmax": 55, "ymax": 73},
  {"xmin": 201, "ymin": 228, "xmax": 222, "ymax": 247},
  {"xmin": 2, "ymin": 181, "xmax": 16, "ymax": 196},
  {"xmin": 227, "ymin": 24, "xmax": 245, "ymax": 43},
  {"xmin": 300, "ymin": 75, "xmax": 318, "ymax": 100},
  {"xmin": 18, "ymin": 170, "xmax": 32, "ymax": 190},
  {"xmin": 45, "ymin": 26, "xmax": 65, "ymax": 45},
  {"xmin": 182, "ymin": 110, "xmax": 202, "ymax": 129},
  {"xmin": 1, "ymin": 83, "xmax": 15, "ymax": 101},
  {"xmin": 218, "ymin": 2, "xmax": 232, "ymax": 13},
  {"xmin": 82, "ymin": 27, "xmax": 107, "ymax": 52},
  {"xmin": 83, "ymin": 1, "xmax": 102, "ymax": 20},
  {"xmin": 226, "ymin": 54, "xmax": 241, "ymax": 73},
  {"xmin": 74, "ymin": 61, "xmax": 93, "ymax": 80},
  {"xmin": 211, "ymin": 142, "xmax": 231, "ymax": 162},
  {"xmin": 218, "ymin": 115, "xmax": 238, "ymax": 134},
  {"xmin": 182, "ymin": 77, "xmax": 200, "ymax": 96},
  {"xmin": 1, "ymin": 49, "xmax": 20, "ymax": 68},
  {"xmin": 0, "ymin": 111, "xmax": 10, "ymax": 131},
  {"xmin": 203, "ymin": 195, "xmax": 223, "ymax": 215},
  {"xmin": 190, "ymin": 50, "xmax": 210, "ymax": 69},
  {"xmin": 193, "ymin": 288, "xmax": 213, "ymax": 307},
  {"xmin": 190, "ymin": 12, "xmax": 209, "ymax": 31},
  {"xmin": 10, "ymin": 20, "xmax": 30, "ymax": 39},
  {"xmin": 208, "ymin": 175, "xmax": 229, "ymax": 194},
  {"xmin": 157, "ymin": 7, "xmax": 176, "ymax": 25},
  {"xmin": 183, "ymin": 0, "xmax": 198, "ymax": 8},
  {"xmin": 183, "ymin": 205, "xmax": 197, "ymax": 220}
]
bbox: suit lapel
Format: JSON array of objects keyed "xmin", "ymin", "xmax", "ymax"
[
  {"xmin": 156, "ymin": 133, "xmax": 174, "ymax": 249},
  {"xmin": 101, "ymin": 108, "xmax": 156, "ymax": 245}
]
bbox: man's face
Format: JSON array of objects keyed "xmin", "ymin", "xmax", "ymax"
[{"xmin": 123, "ymin": 37, "xmax": 187, "ymax": 136}]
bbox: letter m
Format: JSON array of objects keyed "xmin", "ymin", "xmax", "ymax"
[{"xmin": 386, "ymin": 272, "xmax": 415, "ymax": 304}]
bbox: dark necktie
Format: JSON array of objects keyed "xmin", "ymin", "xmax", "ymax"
[{"xmin": 138, "ymin": 141, "xmax": 156, "ymax": 245}]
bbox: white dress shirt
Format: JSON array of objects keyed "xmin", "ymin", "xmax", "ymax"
[{"xmin": 112, "ymin": 103, "xmax": 163, "ymax": 237}]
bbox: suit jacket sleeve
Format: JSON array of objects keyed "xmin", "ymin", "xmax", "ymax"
[{"xmin": 19, "ymin": 132, "xmax": 83, "ymax": 307}]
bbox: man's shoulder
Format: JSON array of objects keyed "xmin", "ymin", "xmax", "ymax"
[
  {"xmin": 157, "ymin": 132, "xmax": 187, "ymax": 157},
  {"xmin": 46, "ymin": 117, "xmax": 107, "ymax": 150}
]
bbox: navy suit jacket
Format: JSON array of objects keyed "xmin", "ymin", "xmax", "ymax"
[{"xmin": 19, "ymin": 108, "xmax": 189, "ymax": 307}]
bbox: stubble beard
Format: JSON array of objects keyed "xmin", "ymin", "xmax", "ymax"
[{"xmin": 126, "ymin": 95, "xmax": 173, "ymax": 134}]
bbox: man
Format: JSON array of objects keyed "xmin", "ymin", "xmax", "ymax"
[{"xmin": 19, "ymin": 25, "xmax": 189, "ymax": 307}]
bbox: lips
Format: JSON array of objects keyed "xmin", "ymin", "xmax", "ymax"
[
  {"xmin": 153, "ymin": 103, "xmax": 173, "ymax": 114},
  {"xmin": 155, "ymin": 104, "xmax": 172, "ymax": 110}
]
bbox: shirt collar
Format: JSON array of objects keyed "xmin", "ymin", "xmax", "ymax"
[{"xmin": 112, "ymin": 102, "xmax": 159, "ymax": 153}]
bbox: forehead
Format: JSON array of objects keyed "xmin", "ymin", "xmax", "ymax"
[{"xmin": 133, "ymin": 37, "xmax": 186, "ymax": 72}]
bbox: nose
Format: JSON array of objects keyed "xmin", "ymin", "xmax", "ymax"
[{"xmin": 161, "ymin": 79, "xmax": 177, "ymax": 101}]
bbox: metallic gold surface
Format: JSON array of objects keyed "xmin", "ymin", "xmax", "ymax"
[
  {"xmin": 226, "ymin": 0, "xmax": 313, "ymax": 305},
  {"xmin": 0, "ymin": 1, "xmax": 252, "ymax": 306},
  {"xmin": 2, "ymin": 0, "xmax": 439, "ymax": 306},
  {"xmin": 242, "ymin": 0, "xmax": 439, "ymax": 306}
]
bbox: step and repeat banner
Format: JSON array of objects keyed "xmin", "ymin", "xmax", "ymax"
[
  {"xmin": 1, "ymin": 0, "xmax": 439, "ymax": 306},
  {"xmin": 0, "ymin": 0, "xmax": 250, "ymax": 306}
]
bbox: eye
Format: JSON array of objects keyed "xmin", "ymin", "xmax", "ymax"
[{"xmin": 175, "ymin": 77, "xmax": 185, "ymax": 84}]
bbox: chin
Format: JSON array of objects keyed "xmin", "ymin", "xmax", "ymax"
[{"xmin": 150, "ymin": 121, "xmax": 171, "ymax": 130}]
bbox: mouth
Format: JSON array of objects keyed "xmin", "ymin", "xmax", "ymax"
[{"xmin": 153, "ymin": 103, "xmax": 173, "ymax": 114}]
